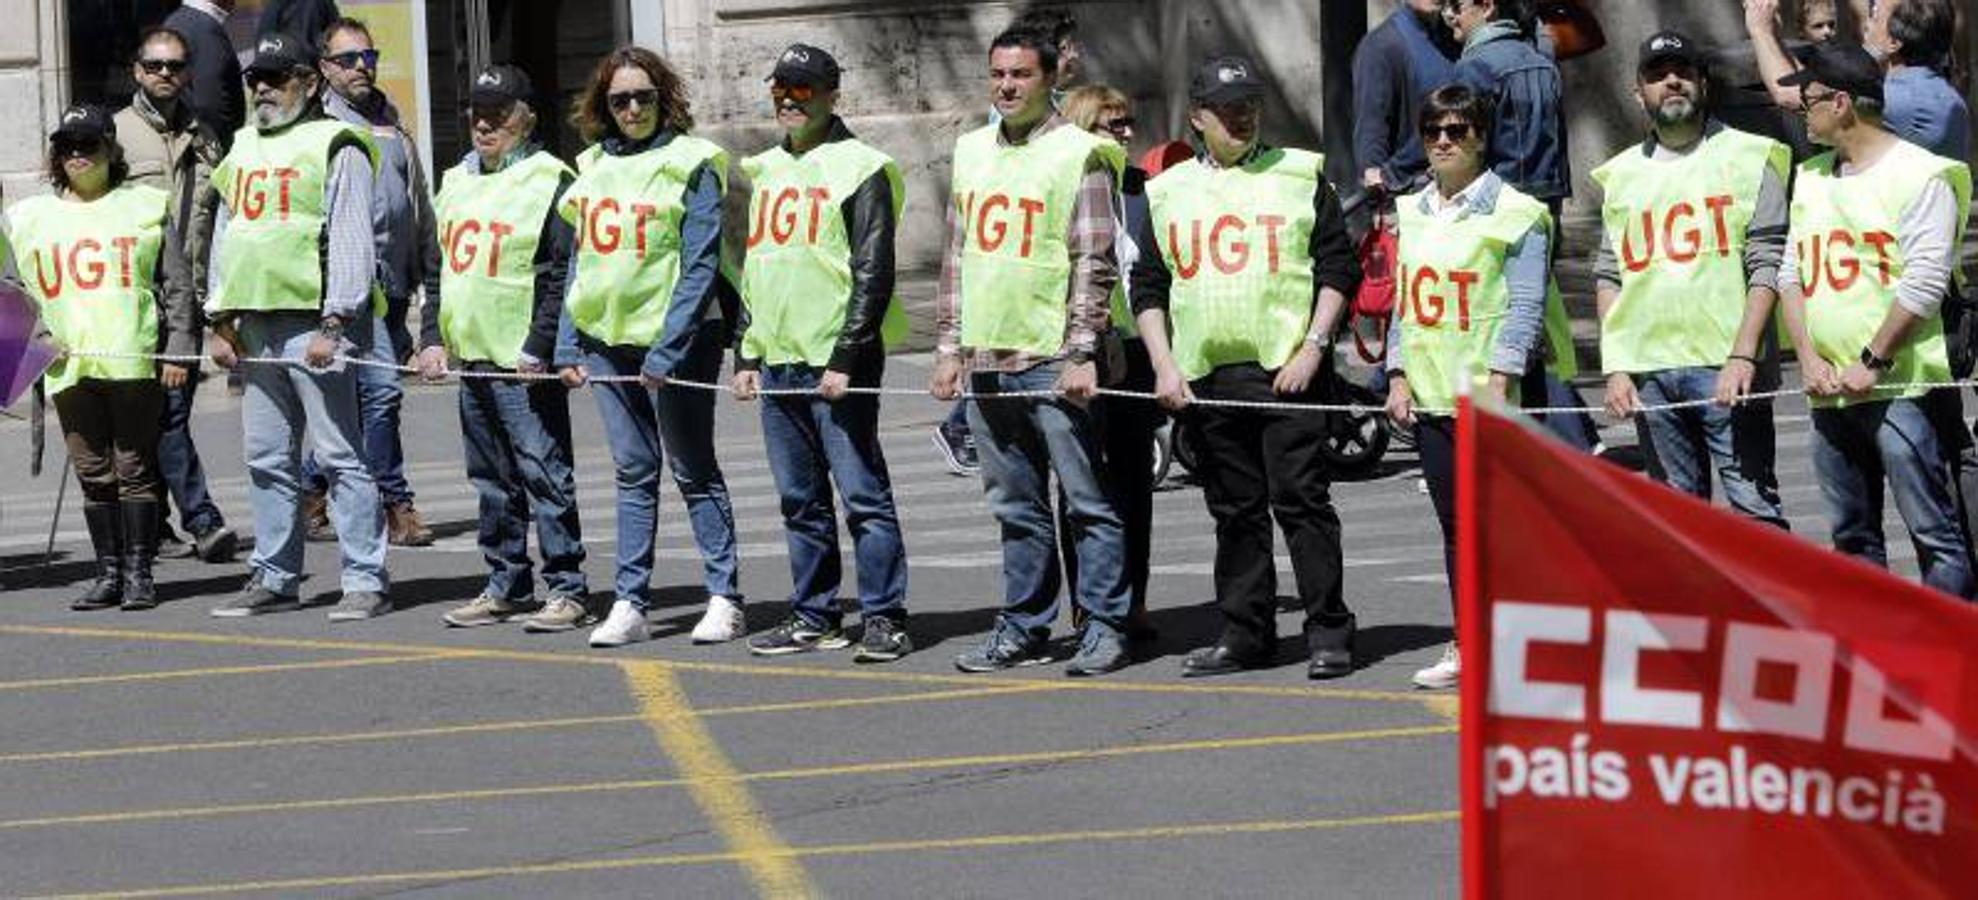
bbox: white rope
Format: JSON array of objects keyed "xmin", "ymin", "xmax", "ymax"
[{"xmin": 60, "ymin": 349, "xmax": 1978, "ymax": 419}]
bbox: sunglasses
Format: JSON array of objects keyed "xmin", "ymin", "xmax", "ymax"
[
  {"xmin": 1421, "ymin": 122, "xmax": 1475, "ymax": 143},
  {"xmin": 325, "ymin": 49, "xmax": 381, "ymax": 70},
  {"xmin": 137, "ymin": 58, "xmax": 188, "ymax": 75},
  {"xmin": 469, "ymin": 102, "xmax": 517, "ymax": 125},
  {"xmin": 53, "ymin": 138, "xmax": 103, "ymax": 159},
  {"xmin": 1097, "ymin": 115, "xmax": 1135, "ymax": 135},
  {"xmin": 245, "ymin": 69, "xmax": 299, "ymax": 90},
  {"xmin": 1799, "ymin": 89, "xmax": 1843, "ymax": 112},
  {"xmin": 607, "ymin": 89, "xmax": 659, "ymax": 113},
  {"xmin": 769, "ymin": 82, "xmax": 815, "ymax": 104}
]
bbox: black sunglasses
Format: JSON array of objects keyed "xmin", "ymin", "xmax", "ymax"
[
  {"xmin": 137, "ymin": 58, "xmax": 188, "ymax": 75},
  {"xmin": 468, "ymin": 101, "xmax": 518, "ymax": 124},
  {"xmin": 53, "ymin": 137, "xmax": 104, "ymax": 159},
  {"xmin": 607, "ymin": 89, "xmax": 660, "ymax": 113},
  {"xmin": 245, "ymin": 69, "xmax": 300, "ymax": 90},
  {"xmin": 325, "ymin": 49, "xmax": 381, "ymax": 70},
  {"xmin": 1421, "ymin": 122, "xmax": 1475, "ymax": 143}
]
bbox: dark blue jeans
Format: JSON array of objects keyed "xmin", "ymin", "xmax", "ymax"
[
  {"xmin": 967, "ymin": 362, "xmax": 1129, "ymax": 643},
  {"xmin": 1632, "ymin": 366, "xmax": 1787, "ymax": 527},
  {"xmin": 155, "ymin": 372, "xmax": 226, "ymax": 533},
  {"xmin": 1810, "ymin": 396, "xmax": 1974, "ymax": 598},
  {"xmin": 758, "ymin": 364, "xmax": 907, "ymax": 626},
  {"xmin": 654, "ymin": 325, "xmax": 741, "ymax": 599},
  {"xmin": 304, "ymin": 306, "xmax": 412, "ymax": 504},
  {"xmin": 458, "ymin": 373, "xmax": 587, "ymax": 601}
]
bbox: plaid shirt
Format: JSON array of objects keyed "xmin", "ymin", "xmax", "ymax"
[{"xmin": 934, "ymin": 114, "xmax": 1119, "ymax": 371}]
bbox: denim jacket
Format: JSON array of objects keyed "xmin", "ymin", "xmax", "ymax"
[{"xmin": 1454, "ymin": 21, "xmax": 1571, "ymax": 201}]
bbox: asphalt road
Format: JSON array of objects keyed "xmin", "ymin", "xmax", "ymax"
[{"xmin": 0, "ymin": 354, "xmax": 1928, "ymax": 899}]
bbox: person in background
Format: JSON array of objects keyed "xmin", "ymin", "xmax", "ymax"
[
  {"xmin": 1353, "ymin": 0, "xmax": 1458, "ymax": 200},
  {"xmin": 163, "ymin": 0, "xmax": 244, "ymax": 150},
  {"xmin": 113, "ymin": 25, "xmax": 239, "ymax": 564},
  {"xmin": 1751, "ymin": 0, "xmax": 1967, "ymax": 160},
  {"xmin": 420, "ymin": 65, "xmax": 591, "ymax": 634},
  {"xmin": 4, "ymin": 105, "xmax": 194, "ymax": 612},
  {"xmin": 257, "ymin": 0, "xmax": 341, "ymax": 54}
]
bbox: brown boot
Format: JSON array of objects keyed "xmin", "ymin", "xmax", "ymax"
[
  {"xmin": 387, "ymin": 501, "xmax": 435, "ymax": 547},
  {"xmin": 302, "ymin": 490, "xmax": 335, "ymax": 542}
]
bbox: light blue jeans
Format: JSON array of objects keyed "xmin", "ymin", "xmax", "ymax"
[
  {"xmin": 1633, "ymin": 366, "xmax": 1787, "ymax": 527},
  {"xmin": 236, "ymin": 313, "xmax": 388, "ymax": 596},
  {"xmin": 1810, "ymin": 396, "xmax": 1974, "ymax": 598}
]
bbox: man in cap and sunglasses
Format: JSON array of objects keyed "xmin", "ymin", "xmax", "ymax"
[
  {"xmin": 203, "ymin": 33, "xmax": 393, "ymax": 621},
  {"xmin": 113, "ymin": 24, "xmax": 241, "ymax": 565},
  {"xmin": 1594, "ymin": 30, "xmax": 1792, "ymax": 528},
  {"xmin": 1132, "ymin": 55, "xmax": 1362, "ymax": 680},
  {"xmin": 418, "ymin": 65, "xmax": 591, "ymax": 633},
  {"xmin": 730, "ymin": 44, "xmax": 914, "ymax": 662},
  {"xmin": 1776, "ymin": 42, "xmax": 1974, "ymax": 598}
]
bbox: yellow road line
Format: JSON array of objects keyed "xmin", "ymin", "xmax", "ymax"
[
  {"xmin": 28, "ymin": 809, "xmax": 1459, "ymax": 899},
  {"xmin": 1420, "ymin": 694, "xmax": 1459, "ymax": 722},
  {"xmin": 0, "ymin": 684, "xmax": 1055, "ymax": 765},
  {"xmin": 0, "ymin": 624, "xmax": 1434, "ymax": 705},
  {"xmin": 0, "ymin": 724, "xmax": 1453, "ymax": 831},
  {"xmin": 0, "ymin": 654, "xmax": 452, "ymax": 692},
  {"xmin": 619, "ymin": 660, "xmax": 816, "ymax": 899}
]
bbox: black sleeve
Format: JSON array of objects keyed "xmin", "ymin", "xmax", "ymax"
[
  {"xmin": 1311, "ymin": 177, "xmax": 1360, "ymax": 300},
  {"xmin": 1127, "ymin": 178, "xmax": 1171, "ymax": 316},
  {"xmin": 522, "ymin": 174, "xmax": 577, "ymax": 362},
  {"xmin": 828, "ymin": 169, "xmax": 898, "ymax": 374},
  {"xmin": 1351, "ymin": 29, "xmax": 1398, "ymax": 177},
  {"xmin": 419, "ymin": 183, "xmax": 445, "ymax": 350}
]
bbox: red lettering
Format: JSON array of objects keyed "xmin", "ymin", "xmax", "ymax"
[
  {"xmin": 587, "ymin": 198, "xmax": 622, "ymax": 254},
  {"xmin": 1015, "ymin": 198, "xmax": 1045, "ymax": 258},
  {"xmin": 1704, "ymin": 194, "xmax": 1735, "ymax": 257},
  {"xmin": 1256, "ymin": 214, "xmax": 1286, "ymax": 273},
  {"xmin": 1412, "ymin": 267, "xmax": 1443, "ymax": 327},
  {"xmin": 111, "ymin": 236, "xmax": 137, "ymax": 287},
  {"xmin": 69, "ymin": 239, "xmax": 106, "ymax": 291},
  {"xmin": 805, "ymin": 187, "xmax": 831, "ymax": 244},
  {"xmin": 631, "ymin": 203, "xmax": 657, "ymax": 258},
  {"xmin": 1664, "ymin": 201, "xmax": 1701, "ymax": 264},
  {"xmin": 33, "ymin": 248, "xmax": 62, "ymax": 299},
  {"xmin": 747, "ymin": 190, "xmax": 771, "ymax": 248},
  {"xmin": 1797, "ymin": 237, "xmax": 1820, "ymax": 297},
  {"xmin": 485, "ymin": 222, "xmax": 513, "ymax": 276},
  {"xmin": 1823, "ymin": 228, "xmax": 1859, "ymax": 292},
  {"xmin": 1208, "ymin": 215, "xmax": 1250, "ymax": 275},
  {"xmin": 273, "ymin": 168, "xmax": 300, "ymax": 218},
  {"xmin": 1167, "ymin": 221, "xmax": 1202, "ymax": 279},
  {"xmin": 241, "ymin": 170, "xmax": 269, "ymax": 220},
  {"xmin": 1621, "ymin": 210, "xmax": 1655, "ymax": 273},
  {"xmin": 446, "ymin": 220, "xmax": 481, "ymax": 274},
  {"xmin": 1449, "ymin": 270, "xmax": 1479, "ymax": 330},
  {"xmin": 976, "ymin": 193, "xmax": 1011, "ymax": 253},
  {"xmin": 769, "ymin": 188, "xmax": 800, "ymax": 244},
  {"xmin": 1860, "ymin": 231, "xmax": 1897, "ymax": 285}
]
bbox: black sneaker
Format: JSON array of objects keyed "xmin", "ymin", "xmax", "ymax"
[
  {"xmin": 748, "ymin": 616, "xmax": 849, "ymax": 656},
  {"xmin": 954, "ymin": 627, "xmax": 1049, "ymax": 672},
  {"xmin": 193, "ymin": 526, "xmax": 239, "ymax": 563},
  {"xmin": 932, "ymin": 423, "xmax": 980, "ymax": 477},
  {"xmin": 854, "ymin": 616, "xmax": 913, "ymax": 663},
  {"xmin": 210, "ymin": 584, "xmax": 300, "ymax": 618}
]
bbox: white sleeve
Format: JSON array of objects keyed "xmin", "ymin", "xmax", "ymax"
[{"xmin": 1893, "ymin": 176, "xmax": 1959, "ymax": 318}]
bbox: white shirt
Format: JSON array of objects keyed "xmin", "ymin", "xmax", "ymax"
[{"xmin": 182, "ymin": 0, "xmax": 229, "ymax": 25}]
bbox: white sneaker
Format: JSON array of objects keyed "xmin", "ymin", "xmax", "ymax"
[
  {"xmin": 1412, "ymin": 644, "xmax": 1460, "ymax": 690},
  {"xmin": 690, "ymin": 595, "xmax": 745, "ymax": 644},
  {"xmin": 588, "ymin": 600, "xmax": 651, "ymax": 648}
]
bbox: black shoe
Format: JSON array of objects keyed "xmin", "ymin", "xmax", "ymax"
[
  {"xmin": 1180, "ymin": 642, "xmax": 1271, "ymax": 678},
  {"xmin": 1306, "ymin": 618, "xmax": 1356, "ymax": 680},
  {"xmin": 748, "ymin": 616, "xmax": 849, "ymax": 656},
  {"xmin": 120, "ymin": 500, "xmax": 160, "ymax": 611},
  {"xmin": 1308, "ymin": 647, "xmax": 1354, "ymax": 680},
  {"xmin": 854, "ymin": 615, "xmax": 913, "ymax": 663},
  {"xmin": 72, "ymin": 502, "xmax": 124, "ymax": 611},
  {"xmin": 932, "ymin": 423, "xmax": 979, "ymax": 477},
  {"xmin": 193, "ymin": 525, "xmax": 239, "ymax": 563}
]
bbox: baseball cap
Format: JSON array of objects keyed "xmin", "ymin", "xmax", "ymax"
[
  {"xmin": 1637, "ymin": 29, "xmax": 1707, "ymax": 75},
  {"xmin": 50, "ymin": 103, "xmax": 115, "ymax": 142},
  {"xmin": 1190, "ymin": 55, "xmax": 1265, "ymax": 105},
  {"xmin": 1776, "ymin": 42, "xmax": 1884, "ymax": 104},
  {"xmin": 244, "ymin": 33, "xmax": 316, "ymax": 75},
  {"xmin": 767, "ymin": 43, "xmax": 841, "ymax": 88},
  {"xmin": 469, "ymin": 64, "xmax": 534, "ymax": 107}
]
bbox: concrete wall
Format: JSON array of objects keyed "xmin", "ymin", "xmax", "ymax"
[{"xmin": 0, "ymin": 0, "xmax": 66, "ymax": 206}]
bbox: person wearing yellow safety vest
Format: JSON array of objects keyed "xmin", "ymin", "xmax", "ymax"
[
  {"xmin": 2, "ymin": 105, "xmax": 194, "ymax": 612},
  {"xmin": 556, "ymin": 46, "xmax": 744, "ymax": 648},
  {"xmin": 1132, "ymin": 56, "xmax": 1361, "ymax": 680},
  {"xmin": 931, "ymin": 26, "xmax": 1133, "ymax": 677},
  {"xmin": 1776, "ymin": 43, "xmax": 1975, "ymax": 598},
  {"xmin": 202, "ymin": 34, "xmax": 392, "ymax": 622},
  {"xmin": 1384, "ymin": 84, "xmax": 1569, "ymax": 689},
  {"xmin": 413, "ymin": 65, "xmax": 591, "ymax": 634},
  {"xmin": 1595, "ymin": 31, "xmax": 1790, "ymax": 529},
  {"xmin": 729, "ymin": 44, "xmax": 913, "ymax": 663}
]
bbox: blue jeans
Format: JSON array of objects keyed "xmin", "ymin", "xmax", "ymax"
[
  {"xmin": 655, "ymin": 325, "xmax": 741, "ymax": 598},
  {"xmin": 1810, "ymin": 397, "xmax": 1974, "ymax": 598},
  {"xmin": 236, "ymin": 313, "xmax": 388, "ymax": 596},
  {"xmin": 155, "ymin": 373, "xmax": 226, "ymax": 533},
  {"xmin": 303, "ymin": 306, "xmax": 412, "ymax": 504},
  {"xmin": 459, "ymin": 373, "xmax": 587, "ymax": 601},
  {"xmin": 1633, "ymin": 366, "xmax": 1787, "ymax": 527},
  {"xmin": 758, "ymin": 364, "xmax": 907, "ymax": 626},
  {"xmin": 585, "ymin": 339, "xmax": 739, "ymax": 609},
  {"xmin": 967, "ymin": 362, "xmax": 1129, "ymax": 643}
]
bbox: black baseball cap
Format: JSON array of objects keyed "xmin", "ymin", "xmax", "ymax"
[
  {"xmin": 1637, "ymin": 29, "xmax": 1707, "ymax": 75},
  {"xmin": 469, "ymin": 64, "xmax": 534, "ymax": 107},
  {"xmin": 768, "ymin": 43, "xmax": 841, "ymax": 89},
  {"xmin": 1777, "ymin": 42, "xmax": 1884, "ymax": 104},
  {"xmin": 51, "ymin": 103, "xmax": 115, "ymax": 142},
  {"xmin": 1190, "ymin": 55, "xmax": 1265, "ymax": 105},
  {"xmin": 245, "ymin": 33, "xmax": 316, "ymax": 75}
]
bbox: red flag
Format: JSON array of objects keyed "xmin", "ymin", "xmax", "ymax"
[{"xmin": 1458, "ymin": 398, "xmax": 1976, "ymax": 900}]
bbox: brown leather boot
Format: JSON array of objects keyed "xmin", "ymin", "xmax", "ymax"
[{"xmin": 387, "ymin": 501, "xmax": 435, "ymax": 547}]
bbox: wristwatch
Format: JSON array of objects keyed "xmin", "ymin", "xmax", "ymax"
[
  {"xmin": 1859, "ymin": 346, "xmax": 1895, "ymax": 372},
  {"xmin": 318, "ymin": 315, "xmax": 346, "ymax": 340}
]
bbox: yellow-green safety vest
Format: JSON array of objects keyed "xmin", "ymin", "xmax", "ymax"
[
  {"xmin": 1792, "ymin": 141, "xmax": 1972, "ymax": 407},
  {"xmin": 1393, "ymin": 182, "xmax": 1560, "ymax": 413},
  {"xmin": 1593, "ymin": 127, "xmax": 1791, "ymax": 373},
  {"xmin": 209, "ymin": 119, "xmax": 379, "ymax": 313},
  {"xmin": 950, "ymin": 122, "xmax": 1125, "ymax": 355},
  {"xmin": 5, "ymin": 185, "xmax": 170, "ymax": 395},
  {"xmin": 1146, "ymin": 148, "xmax": 1324, "ymax": 380},
  {"xmin": 738, "ymin": 138, "xmax": 909, "ymax": 367},
  {"xmin": 433, "ymin": 151, "xmax": 573, "ymax": 367},
  {"xmin": 560, "ymin": 135, "xmax": 728, "ymax": 348}
]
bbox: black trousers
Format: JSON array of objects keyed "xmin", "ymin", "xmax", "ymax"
[
  {"xmin": 53, "ymin": 378, "xmax": 165, "ymax": 504},
  {"xmin": 1188, "ymin": 366, "xmax": 1350, "ymax": 653},
  {"xmin": 1416, "ymin": 415, "xmax": 1458, "ymax": 618},
  {"xmin": 1060, "ymin": 339, "xmax": 1158, "ymax": 618}
]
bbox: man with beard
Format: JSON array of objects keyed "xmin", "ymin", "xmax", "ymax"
[
  {"xmin": 203, "ymin": 33, "xmax": 392, "ymax": 621},
  {"xmin": 113, "ymin": 25, "xmax": 241, "ymax": 563},
  {"xmin": 1595, "ymin": 31, "xmax": 1792, "ymax": 528}
]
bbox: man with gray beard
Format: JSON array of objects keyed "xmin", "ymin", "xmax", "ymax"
[
  {"xmin": 202, "ymin": 33, "xmax": 393, "ymax": 621},
  {"xmin": 1592, "ymin": 30, "xmax": 1792, "ymax": 526}
]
